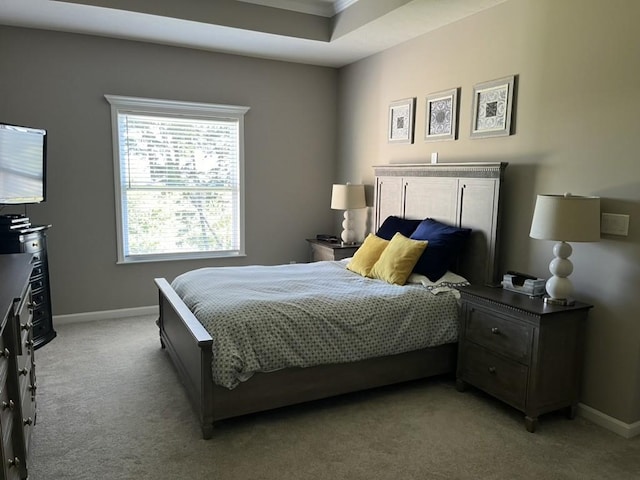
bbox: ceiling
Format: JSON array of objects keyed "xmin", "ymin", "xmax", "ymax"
[
  {"xmin": 236, "ymin": 0, "xmax": 358, "ymax": 17},
  {"xmin": 0, "ymin": 0, "xmax": 508, "ymax": 67}
]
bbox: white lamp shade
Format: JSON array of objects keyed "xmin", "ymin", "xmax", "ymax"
[
  {"xmin": 330, "ymin": 184, "xmax": 366, "ymax": 210},
  {"xmin": 529, "ymin": 194, "xmax": 601, "ymax": 242}
]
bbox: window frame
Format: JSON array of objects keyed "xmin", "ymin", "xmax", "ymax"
[{"xmin": 105, "ymin": 94, "xmax": 250, "ymax": 264}]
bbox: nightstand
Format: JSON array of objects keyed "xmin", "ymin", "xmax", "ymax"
[
  {"xmin": 306, "ymin": 239, "xmax": 360, "ymax": 262},
  {"xmin": 456, "ymin": 284, "xmax": 592, "ymax": 432}
]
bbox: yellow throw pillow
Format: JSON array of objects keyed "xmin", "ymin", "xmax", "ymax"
[
  {"xmin": 346, "ymin": 234, "xmax": 390, "ymax": 277},
  {"xmin": 370, "ymin": 232, "xmax": 428, "ymax": 285}
]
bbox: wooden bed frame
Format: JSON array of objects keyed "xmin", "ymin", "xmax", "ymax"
[{"xmin": 155, "ymin": 162, "xmax": 507, "ymax": 439}]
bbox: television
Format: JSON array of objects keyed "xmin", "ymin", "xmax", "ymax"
[{"xmin": 0, "ymin": 122, "xmax": 47, "ymax": 205}]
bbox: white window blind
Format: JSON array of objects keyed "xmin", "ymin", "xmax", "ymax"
[{"xmin": 105, "ymin": 95, "xmax": 249, "ymax": 263}]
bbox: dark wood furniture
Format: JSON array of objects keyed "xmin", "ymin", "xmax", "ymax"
[
  {"xmin": 456, "ymin": 284, "xmax": 592, "ymax": 432},
  {"xmin": 306, "ymin": 238, "xmax": 360, "ymax": 262},
  {"xmin": 156, "ymin": 162, "xmax": 507, "ymax": 438},
  {"xmin": 0, "ymin": 226, "xmax": 56, "ymax": 350},
  {"xmin": 0, "ymin": 254, "xmax": 37, "ymax": 479}
]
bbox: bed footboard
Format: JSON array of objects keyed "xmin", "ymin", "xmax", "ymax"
[{"xmin": 155, "ymin": 278, "xmax": 215, "ymax": 439}]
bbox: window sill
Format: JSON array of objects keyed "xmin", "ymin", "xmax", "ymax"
[{"xmin": 117, "ymin": 252, "xmax": 247, "ymax": 264}]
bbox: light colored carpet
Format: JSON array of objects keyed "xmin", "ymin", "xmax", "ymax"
[{"xmin": 29, "ymin": 316, "xmax": 640, "ymax": 479}]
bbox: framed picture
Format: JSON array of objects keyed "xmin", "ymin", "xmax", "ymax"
[
  {"xmin": 388, "ymin": 98, "xmax": 415, "ymax": 144},
  {"xmin": 425, "ymin": 88, "xmax": 459, "ymax": 141},
  {"xmin": 470, "ymin": 75, "xmax": 517, "ymax": 138}
]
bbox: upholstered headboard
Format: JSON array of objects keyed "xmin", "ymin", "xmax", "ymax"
[{"xmin": 373, "ymin": 162, "xmax": 507, "ymax": 286}]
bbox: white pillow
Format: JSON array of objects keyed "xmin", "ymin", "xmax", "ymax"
[{"xmin": 406, "ymin": 271, "xmax": 469, "ymax": 287}]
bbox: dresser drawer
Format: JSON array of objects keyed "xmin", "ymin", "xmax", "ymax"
[
  {"xmin": 21, "ymin": 234, "xmax": 44, "ymax": 254},
  {"xmin": 30, "ymin": 263, "xmax": 45, "ymax": 279},
  {"xmin": 16, "ymin": 291, "xmax": 32, "ymax": 323},
  {"xmin": 31, "ymin": 306, "xmax": 49, "ymax": 327},
  {"xmin": 32, "ymin": 320, "xmax": 49, "ymax": 344},
  {"xmin": 465, "ymin": 306, "xmax": 533, "ymax": 363},
  {"xmin": 459, "ymin": 342, "xmax": 528, "ymax": 410},
  {"xmin": 16, "ymin": 345, "xmax": 33, "ymax": 380},
  {"xmin": 30, "ymin": 290, "xmax": 47, "ymax": 310},
  {"xmin": 30, "ymin": 276, "xmax": 46, "ymax": 293},
  {"xmin": 0, "ymin": 353, "xmax": 7, "ymax": 387},
  {"xmin": 0, "ymin": 333, "xmax": 7, "ymax": 366},
  {"xmin": 21, "ymin": 378, "xmax": 36, "ymax": 455},
  {"xmin": 1, "ymin": 416, "xmax": 22, "ymax": 480},
  {"xmin": 0, "ymin": 379, "xmax": 17, "ymax": 433}
]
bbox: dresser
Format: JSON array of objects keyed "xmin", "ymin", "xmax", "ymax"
[
  {"xmin": 456, "ymin": 285, "xmax": 592, "ymax": 432},
  {"xmin": 0, "ymin": 226, "xmax": 56, "ymax": 349},
  {"xmin": 306, "ymin": 239, "xmax": 360, "ymax": 262},
  {"xmin": 0, "ymin": 254, "xmax": 37, "ymax": 479}
]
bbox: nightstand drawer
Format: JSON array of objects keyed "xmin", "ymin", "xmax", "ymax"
[
  {"xmin": 306, "ymin": 239, "xmax": 360, "ymax": 262},
  {"xmin": 309, "ymin": 243, "xmax": 340, "ymax": 261},
  {"xmin": 466, "ymin": 306, "xmax": 533, "ymax": 363},
  {"xmin": 460, "ymin": 342, "xmax": 528, "ymax": 410}
]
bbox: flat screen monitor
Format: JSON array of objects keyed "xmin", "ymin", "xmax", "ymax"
[{"xmin": 0, "ymin": 123, "xmax": 47, "ymax": 205}]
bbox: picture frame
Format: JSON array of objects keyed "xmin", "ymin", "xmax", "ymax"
[
  {"xmin": 425, "ymin": 87, "xmax": 459, "ymax": 141},
  {"xmin": 470, "ymin": 75, "xmax": 516, "ymax": 139},
  {"xmin": 388, "ymin": 97, "xmax": 416, "ymax": 144}
]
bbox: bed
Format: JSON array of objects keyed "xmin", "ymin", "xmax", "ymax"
[{"xmin": 155, "ymin": 162, "xmax": 507, "ymax": 438}]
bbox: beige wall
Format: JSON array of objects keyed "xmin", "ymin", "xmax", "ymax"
[
  {"xmin": 337, "ymin": 0, "xmax": 640, "ymax": 425},
  {"xmin": 0, "ymin": 27, "xmax": 338, "ymax": 315}
]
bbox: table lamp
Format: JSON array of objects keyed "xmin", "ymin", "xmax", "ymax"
[
  {"xmin": 331, "ymin": 183, "xmax": 366, "ymax": 245},
  {"xmin": 529, "ymin": 193, "xmax": 600, "ymax": 305}
]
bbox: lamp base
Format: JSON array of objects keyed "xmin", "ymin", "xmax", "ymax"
[
  {"xmin": 543, "ymin": 241, "xmax": 575, "ymax": 307},
  {"xmin": 340, "ymin": 210, "xmax": 357, "ymax": 245}
]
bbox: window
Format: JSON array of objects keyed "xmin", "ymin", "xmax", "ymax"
[{"xmin": 105, "ymin": 95, "xmax": 249, "ymax": 263}]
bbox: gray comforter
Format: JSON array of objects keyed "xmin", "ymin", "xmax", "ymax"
[{"xmin": 171, "ymin": 260, "xmax": 465, "ymax": 389}]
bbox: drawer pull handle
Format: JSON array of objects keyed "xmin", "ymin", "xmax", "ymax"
[
  {"xmin": 23, "ymin": 417, "xmax": 33, "ymax": 426},
  {"xmin": 491, "ymin": 327, "xmax": 500, "ymax": 335},
  {"xmin": 18, "ymin": 368, "xmax": 28, "ymax": 376},
  {"xmin": 0, "ymin": 348, "xmax": 9, "ymax": 357},
  {"xmin": 2, "ymin": 400, "xmax": 15, "ymax": 410},
  {"xmin": 8, "ymin": 457, "xmax": 21, "ymax": 468},
  {"xmin": 488, "ymin": 366, "xmax": 497, "ymax": 374},
  {"xmin": 22, "ymin": 322, "xmax": 33, "ymax": 331}
]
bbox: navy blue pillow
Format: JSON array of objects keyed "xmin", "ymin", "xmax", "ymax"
[
  {"xmin": 410, "ymin": 218, "xmax": 471, "ymax": 281},
  {"xmin": 375, "ymin": 216, "xmax": 422, "ymax": 241}
]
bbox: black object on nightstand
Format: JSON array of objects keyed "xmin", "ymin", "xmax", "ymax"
[
  {"xmin": 306, "ymin": 238, "xmax": 360, "ymax": 262},
  {"xmin": 456, "ymin": 284, "xmax": 592, "ymax": 432}
]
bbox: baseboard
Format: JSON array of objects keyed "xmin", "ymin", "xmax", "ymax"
[
  {"xmin": 578, "ymin": 403, "xmax": 640, "ymax": 438},
  {"xmin": 53, "ymin": 305, "xmax": 159, "ymax": 325}
]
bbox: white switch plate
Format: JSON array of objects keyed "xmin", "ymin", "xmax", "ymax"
[
  {"xmin": 431, "ymin": 152, "xmax": 438, "ymax": 164},
  {"xmin": 601, "ymin": 213, "xmax": 630, "ymax": 236}
]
